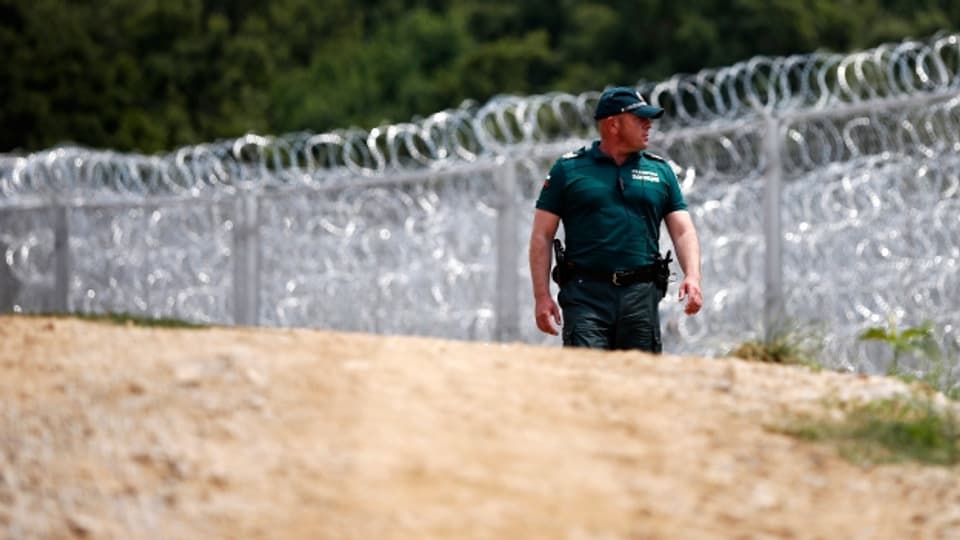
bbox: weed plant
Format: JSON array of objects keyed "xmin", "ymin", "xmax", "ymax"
[
  {"xmin": 728, "ymin": 322, "xmax": 823, "ymax": 369},
  {"xmin": 859, "ymin": 318, "xmax": 960, "ymax": 400}
]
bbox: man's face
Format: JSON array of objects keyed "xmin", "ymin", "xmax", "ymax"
[{"xmin": 618, "ymin": 113, "xmax": 653, "ymax": 150}]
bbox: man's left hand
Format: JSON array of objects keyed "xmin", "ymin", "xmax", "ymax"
[{"xmin": 678, "ymin": 277, "xmax": 703, "ymax": 315}]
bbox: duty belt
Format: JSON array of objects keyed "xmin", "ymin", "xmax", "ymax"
[{"xmin": 566, "ymin": 264, "xmax": 659, "ymax": 286}]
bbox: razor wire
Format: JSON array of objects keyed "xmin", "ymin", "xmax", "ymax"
[
  {"xmin": 1, "ymin": 33, "xmax": 960, "ymax": 374},
  {"xmin": 3, "ymin": 33, "xmax": 960, "ymax": 201}
]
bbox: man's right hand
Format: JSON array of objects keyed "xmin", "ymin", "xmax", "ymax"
[
  {"xmin": 529, "ymin": 209, "xmax": 562, "ymax": 336},
  {"xmin": 535, "ymin": 296, "xmax": 562, "ymax": 335}
]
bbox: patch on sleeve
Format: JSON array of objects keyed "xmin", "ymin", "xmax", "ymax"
[{"xmin": 543, "ymin": 173, "xmax": 551, "ymax": 188}]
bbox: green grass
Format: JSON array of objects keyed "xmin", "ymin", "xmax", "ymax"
[
  {"xmin": 17, "ymin": 311, "xmax": 207, "ymax": 329},
  {"xmin": 729, "ymin": 325, "xmax": 822, "ymax": 369},
  {"xmin": 778, "ymin": 395, "xmax": 960, "ymax": 466}
]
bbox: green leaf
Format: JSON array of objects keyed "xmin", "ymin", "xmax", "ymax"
[{"xmin": 859, "ymin": 327, "xmax": 892, "ymax": 341}]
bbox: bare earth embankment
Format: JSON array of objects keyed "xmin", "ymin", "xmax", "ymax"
[{"xmin": 1, "ymin": 315, "xmax": 958, "ymax": 539}]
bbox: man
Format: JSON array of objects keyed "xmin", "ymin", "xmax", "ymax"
[{"xmin": 529, "ymin": 86, "xmax": 703, "ymax": 352}]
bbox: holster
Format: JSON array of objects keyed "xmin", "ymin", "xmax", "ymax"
[
  {"xmin": 653, "ymin": 250, "xmax": 673, "ymax": 298},
  {"xmin": 551, "ymin": 239, "xmax": 568, "ymax": 286}
]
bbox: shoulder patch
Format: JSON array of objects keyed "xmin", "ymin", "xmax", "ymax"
[
  {"xmin": 643, "ymin": 151, "xmax": 667, "ymax": 163},
  {"xmin": 561, "ymin": 147, "xmax": 587, "ymax": 160}
]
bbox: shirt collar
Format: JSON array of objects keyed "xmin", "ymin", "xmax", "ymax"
[{"xmin": 588, "ymin": 141, "xmax": 643, "ymax": 165}]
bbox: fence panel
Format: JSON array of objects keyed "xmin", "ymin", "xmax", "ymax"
[
  {"xmin": 0, "ymin": 206, "xmax": 60, "ymax": 312},
  {"xmin": 256, "ymin": 166, "xmax": 502, "ymax": 340},
  {"xmin": 63, "ymin": 201, "xmax": 235, "ymax": 323}
]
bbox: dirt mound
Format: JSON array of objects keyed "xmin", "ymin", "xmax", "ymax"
[{"xmin": 1, "ymin": 316, "xmax": 958, "ymax": 539}]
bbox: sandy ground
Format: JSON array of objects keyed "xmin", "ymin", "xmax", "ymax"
[{"xmin": 1, "ymin": 315, "xmax": 959, "ymax": 540}]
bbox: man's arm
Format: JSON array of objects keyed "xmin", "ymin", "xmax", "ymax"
[
  {"xmin": 665, "ymin": 210, "xmax": 703, "ymax": 315},
  {"xmin": 529, "ymin": 209, "xmax": 562, "ymax": 335}
]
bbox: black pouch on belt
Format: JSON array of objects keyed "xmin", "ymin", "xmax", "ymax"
[
  {"xmin": 551, "ymin": 239, "xmax": 568, "ymax": 286},
  {"xmin": 653, "ymin": 250, "xmax": 673, "ymax": 298}
]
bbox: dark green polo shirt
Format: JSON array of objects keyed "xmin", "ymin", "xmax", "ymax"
[{"xmin": 536, "ymin": 141, "xmax": 687, "ymax": 271}]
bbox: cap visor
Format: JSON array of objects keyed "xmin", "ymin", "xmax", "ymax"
[{"xmin": 629, "ymin": 105, "xmax": 664, "ymax": 119}]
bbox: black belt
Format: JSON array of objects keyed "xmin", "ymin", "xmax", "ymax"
[{"xmin": 566, "ymin": 264, "xmax": 659, "ymax": 286}]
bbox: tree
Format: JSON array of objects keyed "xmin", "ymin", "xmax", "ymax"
[{"xmin": 1, "ymin": 0, "xmax": 957, "ymax": 153}]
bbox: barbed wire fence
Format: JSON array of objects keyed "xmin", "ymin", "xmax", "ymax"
[{"xmin": 2, "ymin": 33, "xmax": 959, "ymax": 372}]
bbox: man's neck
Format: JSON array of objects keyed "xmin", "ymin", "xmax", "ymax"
[{"xmin": 597, "ymin": 140, "xmax": 638, "ymax": 166}]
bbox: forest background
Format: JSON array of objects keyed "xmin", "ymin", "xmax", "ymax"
[{"xmin": 1, "ymin": 0, "xmax": 958, "ymax": 155}]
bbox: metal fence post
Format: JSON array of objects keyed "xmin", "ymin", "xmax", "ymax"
[
  {"xmin": 233, "ymin": 192, "xmax": 261, "ymax": 326},
  {"xmin": 495, "ymin": 159, "xmax": 520, "ymax": 342},
  {"xmin": 763, "ymin": 115, "xmax": 784, "ymax": 339},
  {"xmin": 53, "ymin": 205, "xmax": 71, "ymax": 313}
]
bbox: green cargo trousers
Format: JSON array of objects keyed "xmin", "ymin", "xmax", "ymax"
[{"xmin": 557, "ymin": 278, "xmax": 663, "ymax": 352}]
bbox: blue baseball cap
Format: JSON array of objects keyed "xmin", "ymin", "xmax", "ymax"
[{"xmin": 594, "ymin": 86, "xmax": 664, "ymax": 120}]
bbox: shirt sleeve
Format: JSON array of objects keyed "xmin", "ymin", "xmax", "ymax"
[
  {"xmin": 662, "ymin": 163, "xmax": 688, "ymax": 214},
  {"xmin": 535, "ymin": 160, "xmax": 566, "ymax": 216}
]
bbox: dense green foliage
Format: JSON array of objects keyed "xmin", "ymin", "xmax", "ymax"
[{"xmin": 2, "ymin": 0, "xmax": 957, "ymax": 154}]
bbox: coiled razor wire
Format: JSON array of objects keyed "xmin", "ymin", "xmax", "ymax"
[
  {"xmin": 1, "ymin": 33, "xmax": 959, "ymax": 375},
  {"xmin": 2, "ymin": 33, "xmax": 960, "ymax": 199}
]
